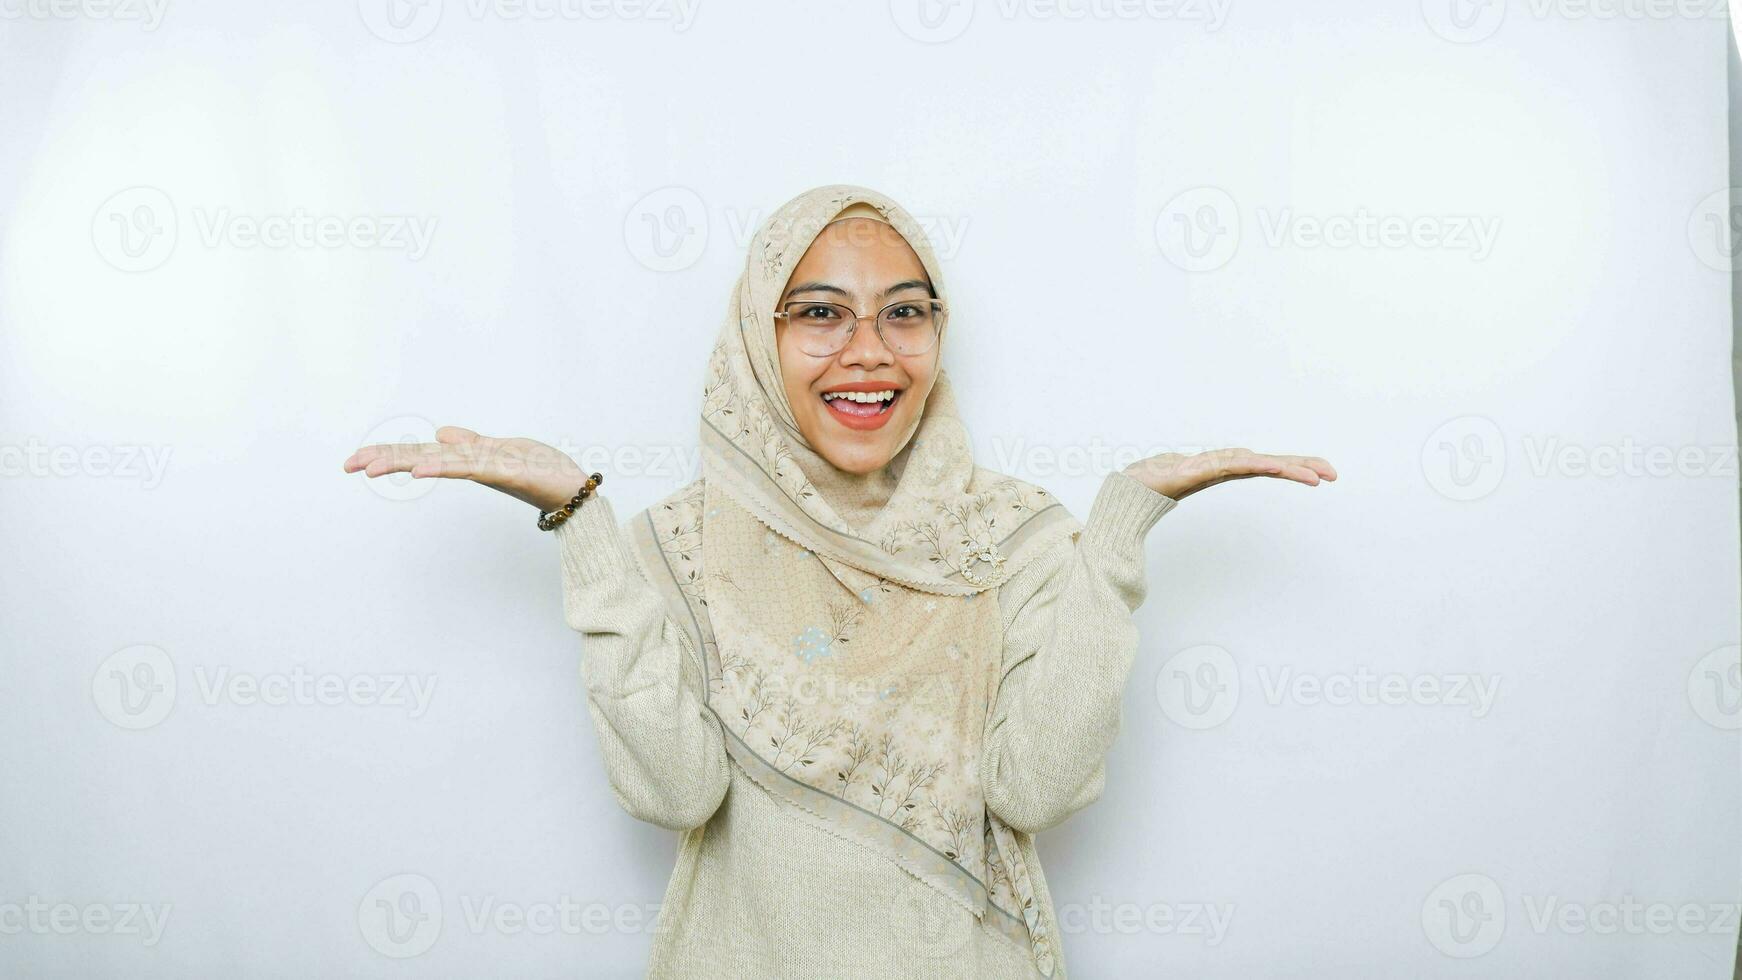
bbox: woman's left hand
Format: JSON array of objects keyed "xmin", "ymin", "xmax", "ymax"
[{"xmin": 1123, "ymin": 448, "xmax": 1337, "ymax": 501}]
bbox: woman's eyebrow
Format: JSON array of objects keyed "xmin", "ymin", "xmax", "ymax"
[{"xmin": 785, "ymin": 279, "xmax": 936, "ymax": 300}]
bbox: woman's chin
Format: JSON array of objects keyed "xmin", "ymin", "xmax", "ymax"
[{"xmin": 815, "ymin": 437, "xmax": 897, "ymax": 476}]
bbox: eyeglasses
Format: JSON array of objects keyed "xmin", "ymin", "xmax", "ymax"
[{"xmin": 772, "ymin": 298, "xmax": 946, "ymax": 357}]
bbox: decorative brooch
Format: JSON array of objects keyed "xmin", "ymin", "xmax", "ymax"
[{"xmin": 958, "ymin": 540, "xmax": 1005, "ymax": 585}]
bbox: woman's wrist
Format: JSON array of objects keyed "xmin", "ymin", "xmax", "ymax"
[
  {"xmin": 519, "ymin": 456, "xmax": 592, "ymax": 511},
  {"xmin": 1121, "ymin": 461, "xmax": 1187, "ymax": 499}
]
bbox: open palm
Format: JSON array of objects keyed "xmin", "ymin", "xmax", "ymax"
[{"xmin": 1125, "ymin": 448, "xmax": 1337, "ymax": 501}]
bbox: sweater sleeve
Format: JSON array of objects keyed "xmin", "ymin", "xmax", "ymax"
[
  {"xmin": 555, "ymin": 491, "xmax": 731, "ymax": 831},
  {"xmin": 979, "ymin": 469, "xmax": 1177, "ymax": 833}
]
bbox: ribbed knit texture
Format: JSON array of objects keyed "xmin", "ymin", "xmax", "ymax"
[{"xmin": 558, "ymin": 470, "xmax": 1176, "ymax": 978}]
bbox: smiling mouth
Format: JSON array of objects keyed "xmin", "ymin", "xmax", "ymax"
[{"xmin": 820, "ymin": 388, "xmax": 902, "ymax": 429}]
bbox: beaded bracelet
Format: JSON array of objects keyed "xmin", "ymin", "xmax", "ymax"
[{"xmin": 536, "ymin": 472, "xmax": 604, "ymax": 531}]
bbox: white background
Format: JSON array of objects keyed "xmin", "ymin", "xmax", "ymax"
[{"xmin": 2, "ymin": 1, "xmax": 1738, "ymax": 977}]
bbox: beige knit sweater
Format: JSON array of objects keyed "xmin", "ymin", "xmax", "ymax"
[{"xmin": 555, "ymin": 468, "xmax": 1176, "ymax": 979}]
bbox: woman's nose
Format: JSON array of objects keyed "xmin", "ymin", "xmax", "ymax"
[{"xmin": 838, "ymin": 317, "xmax": 895, "ymax": 368}]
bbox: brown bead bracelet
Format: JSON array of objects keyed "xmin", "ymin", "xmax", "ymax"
[{"xmin": 536, "ymin": 472, "xmax": 604, "ymax": 531}]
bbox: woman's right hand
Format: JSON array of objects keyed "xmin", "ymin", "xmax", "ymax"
[{"xmin": 343, "ymin": 426, "xmax": 590, "ymax": 512}]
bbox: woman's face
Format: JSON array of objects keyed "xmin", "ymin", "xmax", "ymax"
[{"xmin": 774, "ymin": 217, "xmax": 940, "ymax": 475}]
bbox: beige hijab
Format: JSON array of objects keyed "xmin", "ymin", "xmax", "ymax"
[{"xmin": 627, "ymin": 184, "xmax": 1079, "ymax": 975}]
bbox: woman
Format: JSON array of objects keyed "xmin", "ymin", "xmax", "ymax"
[{"xmin": 344, "ymin": 184, "xmax": 1335, "ymax": 977}]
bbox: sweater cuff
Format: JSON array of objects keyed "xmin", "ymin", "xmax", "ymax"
[
  {"xmin": 1079, "ymin": 469, "xmax": 1177, "ymax": 553},
  {"xmin": 554, "ymin": 491, "xmax": 635, "ymax": 586}
]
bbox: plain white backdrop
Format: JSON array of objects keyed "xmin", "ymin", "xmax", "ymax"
[{"xmin": 2, "ymin": 2, "xmax": 1738, "ymax": 977}]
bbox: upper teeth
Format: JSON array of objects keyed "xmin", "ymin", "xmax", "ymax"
[{"xmin": 823, "ymin": 390, "xmax": 895, "ymax": 403}]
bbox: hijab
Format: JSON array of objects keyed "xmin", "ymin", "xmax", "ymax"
[{"xmin": 626, "ymin": 184, "xmax": 1079, "ymax": 975}]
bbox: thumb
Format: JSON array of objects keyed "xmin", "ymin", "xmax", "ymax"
[{"xmin": 436, "ymin": 425, "xmax": 481, "ymax": 445}]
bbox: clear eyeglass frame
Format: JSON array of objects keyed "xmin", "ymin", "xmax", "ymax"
[{"xmin": 771, "ymin": 298, "xmax": 947, "ymax": 357}]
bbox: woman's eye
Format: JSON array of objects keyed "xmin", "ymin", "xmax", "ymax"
[{"xmin": 801, "ymin": 306, "xmax": 838, "ymax": 319}]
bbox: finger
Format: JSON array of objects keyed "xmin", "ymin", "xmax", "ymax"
[
  {"xmin": 437, "ymin": 425, "xmax": 483, "ymax": 445},
  {"xmin": 408, "ymin": 449, "xmax": 486, "ymax": 480},
  {"xmin": 1278, "ymin": 455, "xmax": 1337, "ymax": 482},
  {"xmin": 360, "ymin": 442, "xmax": 446, "ymax": 478},
  {"xmin": 1239, "ymin": 452, "xmax": 1335, "ymax": 478},
  {"xmin": 1221, "ymin": 455, "xmax": 1324, "ymax": 486},
  {"xmin": 344, "ymin": 443, "xmax": 409, "ymax": 472}
]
